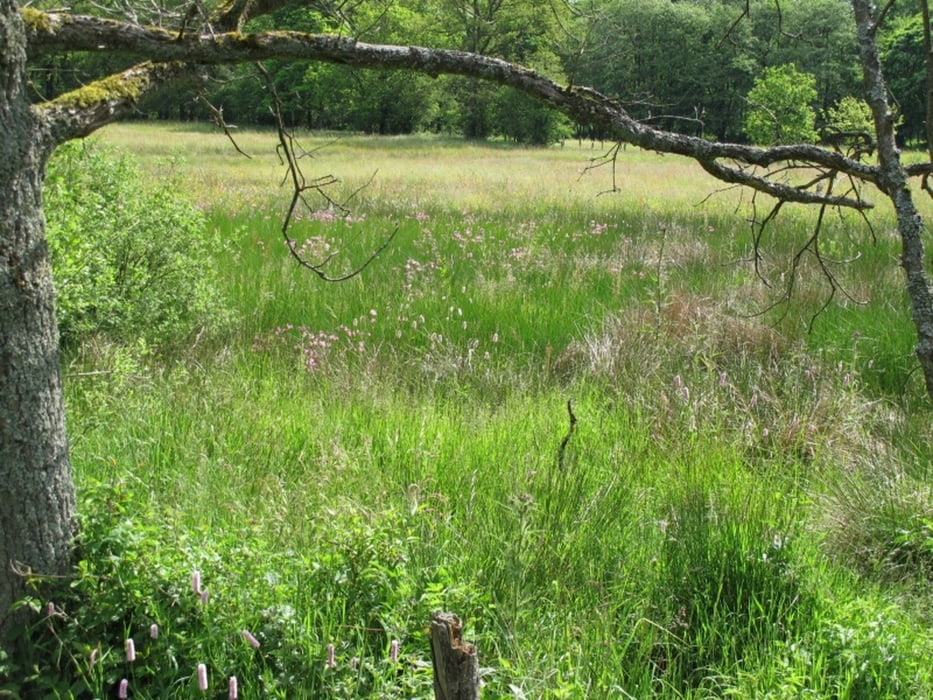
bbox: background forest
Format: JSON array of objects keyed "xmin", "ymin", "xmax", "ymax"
[{"xmin": 26, "ymin": 0, "xmax": 930, "ymax": 146}]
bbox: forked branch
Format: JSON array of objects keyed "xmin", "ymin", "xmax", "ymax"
[{"xmin": 257, "ymin": 63, "xmax": 397, "ymax": 282}]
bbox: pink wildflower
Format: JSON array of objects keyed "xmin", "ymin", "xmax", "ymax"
[
  {"xmin": 197, "ymin": 663, "xmax": 208, "ymax": 691},
  {"xmin": 241, "ymin": 629, "xmax": 261, "ymax": 649},
  {"xmin": 228, "ymin": 676, "xmax": 238, "ymax": 699},
  {"xmin": 125, "ymin": 637, "xmax": 136, "ymax": 662},
  {"xmin": 118, "ymin": 678, "xmax": 129, "ymax": 699}
]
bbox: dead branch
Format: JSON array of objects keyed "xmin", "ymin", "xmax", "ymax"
[
  {"xmin": 197, "ymin": 92, "xmax": 252, "ymax": 159},
  {"xmin": 257, "ymin": 62, "xmax": 397, "ymax": 282}
]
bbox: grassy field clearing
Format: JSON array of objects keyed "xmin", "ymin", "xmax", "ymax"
[{"xmin": 14, "ymin": 123, "xmax": 933, "ymax": 697}]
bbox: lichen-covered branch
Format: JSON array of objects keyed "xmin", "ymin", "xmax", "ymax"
[
  {"xmin": 699, "ymin": 158, "xmax": 870, "ymax": 210},
  {"xmin": 25, "ymin": 9, "xmax": 881, "ymax": 207},
  {"xmin": 852, "ymin": 0, "xmax": 933, "ymax": 395},
  {"xmin": 35, "ymin": 61, "xmax": 191, "ymax": 143},
  {"xmin": 33, "ymin": 62, "xmax": 191, "ymax": 143}
]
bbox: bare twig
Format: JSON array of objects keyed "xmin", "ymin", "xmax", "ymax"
[
  {"xmin": 197, "ymin": 92, "xmax": 252, "ymax": 158},
  {"xmin": 557, "ymin": 400, "xmax": 577, "ymax": 473},
  {"xmin": 716, "ymin": 0, "xmax": 750, "ymax": 49},
  {"xmin": 579, "ymin": 141, "xmax": 623, "ymax": 195},
  {"xmin": 257, "ymin": 62, "xmax": 397, "ymax": 282}
]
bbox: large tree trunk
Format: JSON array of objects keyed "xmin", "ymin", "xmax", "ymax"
[{"xmin": 0, "ymin": 0, "xmax": 76, "ymax": 644}]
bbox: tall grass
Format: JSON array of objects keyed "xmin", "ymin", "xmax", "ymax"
[{"xmin": 7, "ymin": 124, "xmax": 933, "ymax": 698}]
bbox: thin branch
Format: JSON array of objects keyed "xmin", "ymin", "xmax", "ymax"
[
  {"xmin": 738, "ymin": 170, "xmax": 867, "ymax": 331},
  {"xmin": 716, "ymin": 0, "xmax": 750, "ymax": 49},
  {"xmin": 578, "ymin": 141, "xmax": 623, "ymax": 195},
  {"xmin": 257, "ymin": 62, "xmax": 397, "ymax": 282},
  {"xmin": 557, "ymin": 399, "xmax": 577, "ymax": 473},
  {"xmin": 698, "ymin": 158, "xmax": 870, "ymax": 210},
  {"xmin": 875, "ymin": 0, "xmax": 898, "ymax": 33},
  {"xmin": 197, "ymin": 92, "xmax": 252, "ymax": 158}
]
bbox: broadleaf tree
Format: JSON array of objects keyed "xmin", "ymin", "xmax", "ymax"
[
  {"xmin": 3, "ymin": 0, "xmax": 933, "ymax": 649},
  {"xmin": 744, "ymin": 63, "xmax": 819, "ymax": 145}
]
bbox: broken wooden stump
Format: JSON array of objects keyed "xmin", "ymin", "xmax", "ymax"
[{"xmin": 430, "ymin": 611, "xmax": 479, "ymax": 699}]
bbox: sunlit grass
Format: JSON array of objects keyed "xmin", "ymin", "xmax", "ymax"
[
  {"xmin": 12, "ymin": 123, "xmax": 933, "ymax": 698},
  {"xmin": 100, "ymin": 122, "xmax": 759, "ymax": 214}
]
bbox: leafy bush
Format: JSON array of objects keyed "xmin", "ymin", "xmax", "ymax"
[
  {"xmin": 823, "ymin": 96, "xmax": 875, "ymax": 141},
  {"xmin": 44, "ymin": 142, "xmax": 230, "ymax": 347}
]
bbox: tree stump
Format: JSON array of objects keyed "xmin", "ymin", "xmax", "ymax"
[{"xmin": 430, "ymin": 611, "xmax": 480, "ymax": 700}]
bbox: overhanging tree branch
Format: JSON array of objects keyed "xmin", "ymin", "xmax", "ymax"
[
  {"xmin": 17, "ymin": 0, "xmax": 933, "ymax": 395},
  {"xmin": 256, "ymin": 61, "xmax": 398, "ymax": 281},
  {"xmin": 36, "ymin": 60, "xmax": 193, "ymax": 143},
  {"xmin": 26, "ymin": 10, "xmax": 882, "ymax": 208}
]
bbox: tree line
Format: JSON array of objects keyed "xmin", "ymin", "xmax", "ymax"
[{"xmin": 26, "ymin": 0, "xmax": 927, "ymax": 145}]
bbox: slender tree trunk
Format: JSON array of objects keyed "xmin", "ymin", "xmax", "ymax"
[
  {"xmin": 921, "ymin": 0, "xmax": 933, "ymax": 159},
  {"xmin": 0, "ymin": 0, "xmax": 76, "ymax": 644},
  {"xmin": 853, "ymin": 0, "xmax": 933, "ymax": 395}
]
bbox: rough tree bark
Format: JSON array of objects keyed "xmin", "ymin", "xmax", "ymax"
[
  {"xmin": 0, "ymin": 0, "xmax": 75, "ymax": 640},
  {"xmin": 853, "ymin": 0, "xmax": 933, "ymax": 395},
  {"xmin": 3, "ymin": 0, "xmax": 933, "ymax": 652}
]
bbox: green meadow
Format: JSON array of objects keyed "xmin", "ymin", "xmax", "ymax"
[{"xmin": 12, "ymin": 122, "xmax": 933, "ymax": 697}]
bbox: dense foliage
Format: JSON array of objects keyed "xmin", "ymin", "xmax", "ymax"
[
  {"xmin": 744, "ymin": 64, "xmax": 819, "ymax": 145},
  {"xmin": 33, "ymin": 0, "xmax": 927, "ymax": 145},
  {"xmin": 44, "ymin": 142, "xmax": 230, "ymax": 347}
]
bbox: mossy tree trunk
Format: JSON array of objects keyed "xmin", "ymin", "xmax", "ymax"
[{"xmin": 0, "ymin": 0, "xmax": 76, "ymax": 644}]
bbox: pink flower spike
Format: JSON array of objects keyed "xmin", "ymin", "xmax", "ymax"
[
  {"xmin": 326, "ymin": 643, "xmax": 336, "ymax": 669},
  {"xmin": 125, "ymin": 637, "xmax": 136, "ymax": 662},
  {"xmin": 390, "ymin": 639, "xmax": 400, "ymax": 663},
  {"xmin": 118, "ymin": 678, "xmax": 129, "ymax": 699},
  {"xmin": 150, "ymin": 624, "xmax": 159, "ymax": 639},
  {"xmin": 200, "ymin": 589, "xmax": 209, "ymax": 606},
  {"xmin": 241, "ymin": 629, "xmax": 261, "ymax": 649},
  {"xmin": 192, "ymin": 570, "xmax": 202, "ymax": 595},
  {"xmin": 197, "ymin": 663, "xmax": 208, "ymax": 691},
  {"xmin": 228, "ymin": 676, "xmax": 238, "ymax": 699},
  {"xmin": 47, "ymin": 602, "xmax": 55, "ymax": 618}
]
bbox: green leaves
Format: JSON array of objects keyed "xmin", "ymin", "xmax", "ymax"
[
  {"xmin": 744, "ymin": 64, "xmax": 819, "ymax": 146},
  {"xmin": 44, "ymin": 141, "xmax": 231, "ymax": 347}
]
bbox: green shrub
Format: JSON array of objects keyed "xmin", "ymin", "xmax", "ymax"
[
  {"xmin": 823, "ymin": 95, "xmax": 875, "ymax": 144},
  {"xmin": 44, "ymin": 142, "xmax": 231, "ymax": 347},
  {"xmin": 2, "ymin": 479, "xmax": 487, "ymax": 698}
]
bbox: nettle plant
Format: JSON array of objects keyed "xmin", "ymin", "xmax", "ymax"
[{"xmin": 5, "ymin": 480, "xmax": 483, "ymax": 697}]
